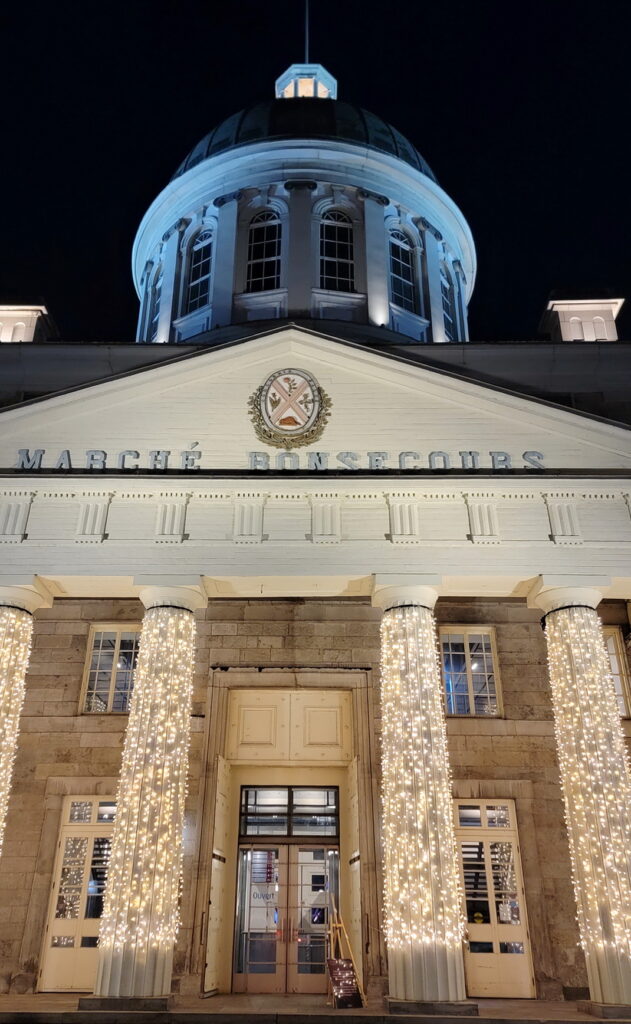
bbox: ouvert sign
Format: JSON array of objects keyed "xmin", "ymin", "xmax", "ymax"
[{"xmin": 13, "ymin": 448, "xmax": 547, "ymax": 472}]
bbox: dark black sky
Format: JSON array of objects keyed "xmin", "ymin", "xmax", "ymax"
[{"xmin": 2, "ymin": 0, "xmax": 631, "ymax": 342}]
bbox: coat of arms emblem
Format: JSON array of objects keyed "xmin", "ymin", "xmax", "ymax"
[{"xmin": 248, "ymin": 368, "xmax": 332, "ymax": 449}]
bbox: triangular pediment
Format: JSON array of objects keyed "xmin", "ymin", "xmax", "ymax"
[{"xmin": 1, "ymin": 327, "xmax": 630, "ymax": 474}]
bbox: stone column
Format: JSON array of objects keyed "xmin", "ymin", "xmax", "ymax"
[
  {"xmin": 0, "ymin": 585, "xmax": 51, "ymax": 857},
  {"xmin": 372, "ymin": 583, "xmax": 469, "ymax": 1011},
  {"xmin": 210, "ymin": 193, "xmax": 239, "ymax": 328},
  {"xmin": 361, "ymin": 191, "xmax": 390, "ymax": 327},
  {"xmin": 155, "ymin": 219, "xmax": 189, "ymax": 344},
  {"xmin": 286, "ymin": 180, "xmax": 316, "ymax": 317},
  {"xmin": 420, "ymin": 219, "xmax": 447, "ymax": 343},
  {"xmin": 94, "ymin": 585, "xmax": 207, "ymax": 1003},
  {"xmin": 533, "ymin": 585, "xmax": 631, "ymax": 1007}
]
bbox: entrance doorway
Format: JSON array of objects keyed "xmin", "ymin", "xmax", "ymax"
[
  {"xmin": 233, "ymin": 845, "xmax": 339, "ymax": 993},
  {"xmin": 455, "ymin": 799, "xmax": 535, "ymax": 998},
  {"xmin": 231, "ymin": 784, "xmax": 340, "ymax": 994},
  {"xmin": 39, "ymin": 796, "xmax": 116, "ymax": 992}
]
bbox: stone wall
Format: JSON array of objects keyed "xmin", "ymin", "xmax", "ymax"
[{"xmin": 0, "ymin": 595, "xmax": 628, "ymax": 997}]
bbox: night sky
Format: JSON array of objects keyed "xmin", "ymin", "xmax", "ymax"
[{"xmin": 2, "ymin": 0, "xmax": 631, "ymax": 342}]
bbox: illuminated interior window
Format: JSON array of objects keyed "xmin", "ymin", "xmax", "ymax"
[
  {"xmin": 389, "ymin": 230, "xmax": 418, "ymax": 313},
  {"xmin": 246, "ymin": 211, "xmax": 282, "ymax": 292},
  {"xmin": 82, "ymin": 626, "xmax": 141, "ymax": 713},
  {"xmin": 319, "ymin": 211, "xmax": 354, "ymax": 292},
  {"xmin": 439, "ymin": 627, "xmax": 500, "ymax": 716},
  {"xmin": 240, "ymin": 786, "xmax": 339, "ymax": 837},
  {"xmin": 298, "ymin": 77, "xmax": 314, "ymax": 96},
  {"xmin": 604, "ymin": 626, "xmax": 631, "ymax": 716},
  {"xmin": 185, "ymin": 230, "xmax": 213, "ymax": 313}
]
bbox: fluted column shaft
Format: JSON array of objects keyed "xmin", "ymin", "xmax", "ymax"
[
  {"xmin": 536, "ymin": 586, "xmax": 631, "ymax": 1005},
  {"xmin": 373, "ymin": 585, "xmax": 466, "ymax": 1004},
  {"xmin": 0, "ymin": 585, "xmax": 50, "ymax": 859},
  {"xmin": 95, "ymin": 586, "xmax": 207, "ymax": 999}
]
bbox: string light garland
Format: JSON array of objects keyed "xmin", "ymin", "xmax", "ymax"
[
  {"xmin": 544, "ymin": 605, "xmax": 631, "ymax": 1004},
  {"xmin": 0, "ymin": 606, "xmax": 33, "ymax": 857},
  {"xmin": 380, "ymin": 603, "xmax": 466, "ymax": 1002},
  {"xmin": 96, "ymin": 604, "xmax": 197, "ymax": 998}
]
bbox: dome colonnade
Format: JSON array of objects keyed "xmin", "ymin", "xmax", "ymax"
[{"xmin": 133, "ymin": 82, "xmax": 475, "ymax": 347}]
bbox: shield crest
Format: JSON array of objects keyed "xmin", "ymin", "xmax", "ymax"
[{"xmin": 248, "ymin": 368, "xmax": 332, "ymax": 449}]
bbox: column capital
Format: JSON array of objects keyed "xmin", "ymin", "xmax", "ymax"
[
  {"xmin": 527, "ymin": 576, "xmax": 609, "ymax": 615},
  {"xmin": 138, "ymin": 585, "xmax": 207, "ymax": 614},
  {"xmin": 372, "ymin": 575, "xmax": 440, "ymax": 613},
  {"xmin": 0, "ymin": 578, "xmax": 54, "ymax": 614}
]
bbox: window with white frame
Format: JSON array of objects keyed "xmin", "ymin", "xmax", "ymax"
[
  {"xmin": 440, "ymin": 264, "xmax": 457, "ymax": 341},
  {"xmin": 246, "ymin": 210, "xmax": 282, "ymax": 292},
  {"xmin": 319, "ymin": 210, "xmax": 355, "ymax": 291},
  {"xmin": 82, "ymin": 626, "xmax": 140, "ymax": 713},
  {"xmin": 148, "ymin": 269, "xmax": 163, "ymax": 341},
  {"xmin": 185, "ymin": 230, "xmax": 213, "ymax": 313},
  {"xmin": 439, "ymin": 627, "xmax": 500, "ymax": 716},
  {"xmin": 389, "ymin": 230, "xmax": 417, "ymax": 313},
  {"xmin": 604, "ymin": 626, "xmax": 631, "ymax": 716}
]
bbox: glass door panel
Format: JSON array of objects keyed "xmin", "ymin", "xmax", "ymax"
[
  {"xmin": 40, "ymin": 797, "xmax": 115, "ymax": 992},
  {"xmin": 232, "ymin": 844, "xmax": 339, "ymax": 994},
  {"xmin": 287, "ymin": 847, "xmax": 339, "ymax": 994},
  {"xmin": 455, "ymin": 799, "xmax": 534, "ymax": 998},
  {"xmin": 233, "ymin": 847, "xmax": 288, "ymax": 993}
]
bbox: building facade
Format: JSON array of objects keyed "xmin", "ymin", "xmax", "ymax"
[{"xmin": 1, "ymin": 63, "xmax": 631, "ymax": 1012}]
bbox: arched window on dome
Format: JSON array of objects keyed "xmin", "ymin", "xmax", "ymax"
[
  {"xmin": 246, "ymin": 211, "xmax": 282, "ymax": 292},
  {"xmin": 185, "ymin": 230, "xmax": 213, "ymax": 313},
  {"xmin": 389, "ymin": 230, "xmax": 418, "ymax": 314},
  {"xmin": 440, "ymin": 263, "xmax": 458, "ymax": 342},
  {"xmin": 147, "ymin": 267, "xmax": 163, "ymax": 342},
  {"xmin": 319, "ymin": 211, "xmax": 355, "ymax": 292}
]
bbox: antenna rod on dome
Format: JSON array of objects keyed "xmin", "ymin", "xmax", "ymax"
[{"xmin": 305, "ymin": 0, "xmax": 310, "ymax": 63}]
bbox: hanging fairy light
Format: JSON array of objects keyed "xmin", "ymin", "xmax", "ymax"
[
  {"xmin": 544, "ymin": 604, "xmax": 631, "ymax": 1005},
  {"xmin": 96, "ymin": 604, "xmax": 197, "ymax": 999},
  {"xmin": 380, "ymin": 603, "xmax": 466, "ymax": 1002},
  {"xmin": 0, "ymin": 606, "xmax": 33, "ymax": 857}
]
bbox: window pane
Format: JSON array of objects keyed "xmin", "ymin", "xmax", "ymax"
[
  {"xmin": 69, "ymin": 800, "xmax": 92, "ymax": 823},
  {"xmin": 500, "ymin": 941, "xmax": 525, "ymax": 954},
  {"xmin": 85, "ymin": 836, "xmax": 111, "ymax": 918},
  {"xmin": 55, "ymin": 837, "xmax": 88, "ymax": 919},
  {"xmin": 487, "ymin": 804, "xmax": 510, "ymax": 828},
  {"xmin": 458, "ymin": 805, "xmax": 482, "ymax": 828},
  {"xmin": 469, "ymin": 941, "xmax": 493, "ymax": 953}
]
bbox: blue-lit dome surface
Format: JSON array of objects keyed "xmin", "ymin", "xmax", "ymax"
[{"xmin": 172, "ymin": 99, "xmax": 437, "ymax": 182}]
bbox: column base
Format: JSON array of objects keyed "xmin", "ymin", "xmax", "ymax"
[
  {"xmin": 576, "ymin": 1002, "xmax": 631, "ymax": 1019},
  {"xmin": 77, "ymin": 996, "xmax": 172, "ymax": 1011},
  {"xmin": 387, "ymin": 997, "xmax": 479, "ymax": 1016}
]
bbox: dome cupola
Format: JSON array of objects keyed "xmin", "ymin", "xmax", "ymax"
[{"xmin": 132, "ymin": 63, "xmax": 475, "ymax": 346}]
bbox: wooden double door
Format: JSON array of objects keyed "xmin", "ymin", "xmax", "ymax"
[{"xmin": 232, "ymin": 844, "xmax": 339, "ymax": 994}]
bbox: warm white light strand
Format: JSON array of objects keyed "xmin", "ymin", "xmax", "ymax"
[
  {"xmin": 545, "ymin": 605, "xmax": 631, "ymax": 1004},
  {"xmin": 0, "ymin": 607, "xmax": 32, "ymax": 858},
  {"xmin": 96, "ymin": 605, "xmax": 196, "ymax": 998},
  {"xmin": 380, "ymin": 604, "xmax": 466, "ymax": 1002}
]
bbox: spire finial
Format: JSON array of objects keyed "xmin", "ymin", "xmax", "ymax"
[{"xmin": 305, "ymin": 0, "xmax": 310, "ymax": 64}]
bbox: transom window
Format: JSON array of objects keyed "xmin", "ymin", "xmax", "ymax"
[
  {"xmin": 389, "ymin": 230, "xmax": 417, "ymax": 313},
  {"xmin": 148, "ymin": 270, "xmax": 163, "ymax": 341},
  {"xmin": 240, "ymin": 786, "xmax": 339, "ymax": 837},
  {"xmin": 186, "ymin": 230, "xmax": 213, "ymax": 313},
  {"xmin": 440, "ymin": 265, "xmax": 456, "ymax": 341},
  {"xmin": 246, "ymin": 210, "xmax": 282, "ymax": 292},
  {"xmin": 319, "ymin": 210, "xmax": 354, "ymax": 292},
  {"xmin": 82, "ymin": 626, "xmax": 140, "ymax": 713},
  {"xmin": 439, "ymin": 627, "xmax": 500, "ymax": 716},
  {"xmin": 604, "ymin": 626, "xmax": 631, "ymax": 716}
]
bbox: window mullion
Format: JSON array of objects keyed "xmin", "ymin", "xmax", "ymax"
[{"xmin": 463, "ymin": 628, "xmax": 476, "ymax": 715}]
